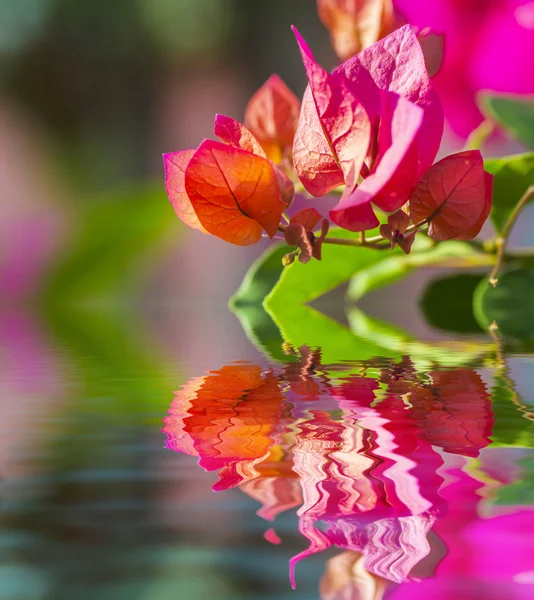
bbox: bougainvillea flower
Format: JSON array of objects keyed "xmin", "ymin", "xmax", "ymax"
[
  {"xmin": 245, "ymin": 75, "xmax": 301, "ymax": 163},
  {"xmin": 292, "ymin": 26, "xmax": 372, "ymax": 196},
  {"xmin": 164, "ymin": 115, "xmax": 288, "ymax": 245},
  {"xmin": 380, "ymin": 209, "xmax": 415, "ymax": 254},
  {"xmin": 317, "ymin": 0, "xmax": 394, "ymax": 60},
  {"xmin": 409, "ymin": 150, "xmax": 493, "ymax": 241},
  {"xmin": 284, "ymin": 208, "xmax": 330, "ymax": 263}
]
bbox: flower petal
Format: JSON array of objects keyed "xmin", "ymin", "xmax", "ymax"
[
  {"xmin": 397, "ymin": 232, "xmax": 415, "ymax": 255},
  {"xmin": 185, "ymin": 140, "xmax": 285, "ymax": 245},
  {"xmin": 245, "ymin": 74, "xmax": 301, "ymax": 163},
  {"xmin": 163, "ymin": 150, "xmax": 208, "ymax": 233},
  {"xmin": 292, "ymin": 86, "xmax": 345, "ymax": 196},
  {"xmin": 284, "ymin": 222, "xmax": 307, "ymax": 247},
  {"xmin": 214, "ymin": 114, "xmax": 266, "ymax": 158},
  {"xmin": 275, "ymin": 166, "xmax": 295, "ymax": 205},
  {"xmin": 312, "ymin": 219, "xmax": 330, "ymax": 261}
]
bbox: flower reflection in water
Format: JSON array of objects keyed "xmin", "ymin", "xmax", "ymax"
[{"xmin": 163, "ymin": 348, "xmax": 534, "ymax": 598}]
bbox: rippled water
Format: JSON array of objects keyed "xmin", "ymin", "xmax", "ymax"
[{"xmin": 1, "ymin": 306, "xmax": 533, "ymax": 599}]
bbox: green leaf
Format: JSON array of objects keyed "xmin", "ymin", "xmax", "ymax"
[
  {"xmin": 474, "ymin": 268, "xmax": 534, "ymax": 345},
  {"xmin": 266, "ymin": 302, "xmax": 398, "ymax": 366},
  {"xmin": 490, "ymin": 370, "xmax": 534, "ymax": 449},
  {"xmin": 347, "ymin": 308, "xmax": 490, "ymax": 369},
  {"xmin": 231, "ymin": 304, "xmax": 290, "ymax": 362},
  {"xmin": 485, "ymin": 152, "xmax": 534, "ymax": 234},
  {"xmin": 233, "ymin": 232, "xmax": 406, "ymax": 364},
  {"xmin": 347, "ymin": 240, "xmax": 488, "ymax": 301},
  {"xmin": 229, "ymin": 244, "xmax": 294, "ymax": 361},
  {"xmin": 265, "ymin": 228, "xmax": 391, "ymax": 309},
  {"xmin": 421, "ymin": 273, "xmax": 485, "ymax": 334},
  {"xmin": 492, "ymin": 452, "xmax": 534, "ymax": 502},
  {"xmin": 230, "ymin": 244, "xmax": 288, "ymax": 306},
  {"xmin": 480, "ymin": 93, "xmax": 534, "ymax": 149}
]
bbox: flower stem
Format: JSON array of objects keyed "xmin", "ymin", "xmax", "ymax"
[
  {"xmin": 488, "ymin": 185, "xmax": 534, "ymax": 287},
  {"xmin": 321, "ymin": 236, "xmax": 390, "ymax": 250}
]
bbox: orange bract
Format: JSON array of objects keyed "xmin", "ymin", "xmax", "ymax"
[
  {"xmin": 185, "ymin": 139, "xmax": 286, "ymax": 246},
  {"xmin": 245, "ymin": 75, "xmax": 301, "ymax": 163},
  {"xmin": 317, "ymin": 0, "xmax": 394, "ymax": 61}
]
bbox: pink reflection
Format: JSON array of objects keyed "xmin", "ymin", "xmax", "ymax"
[
  {"xmin": 389, "ymin": 468, "xmax": 534, "ymax": 599},
  {"xmin": 161, "ymin": 350, "xmax": 532, "ymax": 596},
  {"xmin": 0, "ymin": 102, "xmax": 65, "ymax": 479}
]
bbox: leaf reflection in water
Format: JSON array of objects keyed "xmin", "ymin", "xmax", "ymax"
[{"xmin": 163, "ymin": 348, "xmax": 533, "ymax": 597}]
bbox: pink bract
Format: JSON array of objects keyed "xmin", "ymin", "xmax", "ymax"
[
  {"xmin": 292, "ymin": 26, "xmax": 371, "ymax": 196},
  {"xmin": 330, "ymin": 91, "xmax": 423, "ymax": 231},
  {"xmin": 336, "ymin": 24, "xmax": 443, "ymax": 176},
  {"xmin": 163, "ymin": 150, "xmax": 208, "ymax": 234}
]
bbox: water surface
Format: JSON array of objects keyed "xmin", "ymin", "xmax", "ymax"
[{"xmin": 1, "ymin": 305, "xmax": 533, "ymax": 599}]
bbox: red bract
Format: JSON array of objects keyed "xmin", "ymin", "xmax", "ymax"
[
  {"xmin": 245, "ymin": 75, "xmax": 301, "ymax": 164},
  {"xmin": 164, "ymin": 116, "xmax": 287, "ymax": 246},
  {"xmin": 409, "ymin": 150, "xmax": 492, "ymax": 241},
  {"xmin": 317, "ymin": 0, "xmax": 394, "ymax": 60},
  {"xmin": 163, "ymin": 20, "xmax": 495, "ymax": 251}
]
